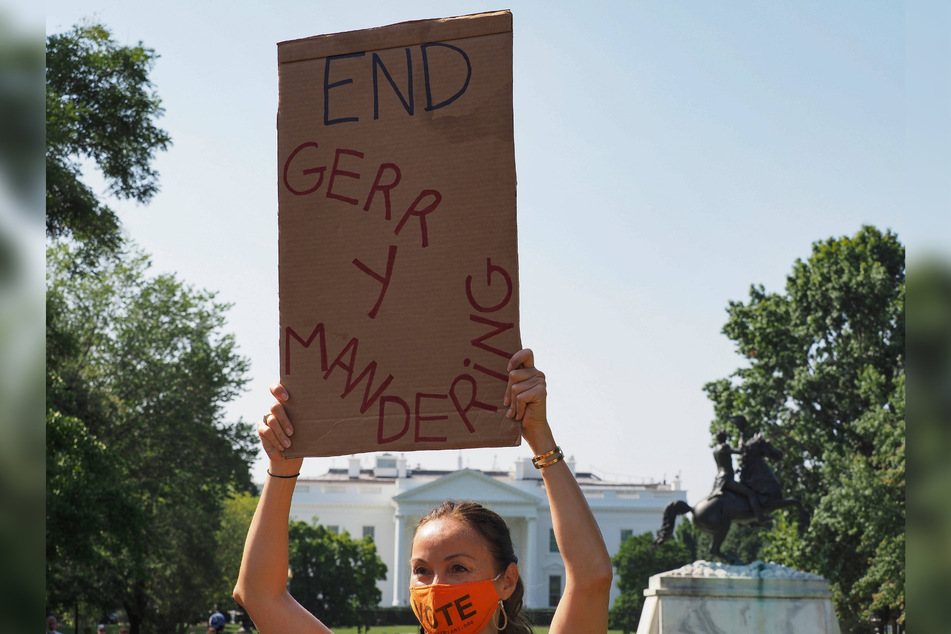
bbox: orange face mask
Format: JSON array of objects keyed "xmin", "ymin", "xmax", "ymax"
[{"xmin": 410, "ymin": 577, "xmax": 500, "ymax": 634}]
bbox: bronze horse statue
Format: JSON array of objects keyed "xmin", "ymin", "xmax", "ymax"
[{"xmin": 653, "ymin": 431, "xmax": 809, "ymax": 564}]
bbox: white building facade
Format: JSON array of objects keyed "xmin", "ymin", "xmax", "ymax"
[{"xmin": 287, "ymin": 454, "xmax": 687, "ymax": 609}]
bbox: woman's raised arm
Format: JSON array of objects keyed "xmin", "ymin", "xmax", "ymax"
[
  {"xmin": 505, "ymin": 349, "xmax": 614, "ymax": 634},
  {"xmin": 232, "ymin": 384, "xmax": 333, "ymax": 634}
]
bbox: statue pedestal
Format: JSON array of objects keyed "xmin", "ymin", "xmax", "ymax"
[{"xmin": 636, "ymin": 561, "xmax": 841, "ymax": 634}]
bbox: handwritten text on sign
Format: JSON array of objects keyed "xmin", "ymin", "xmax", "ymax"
[{"xmin": 278, "ymin": 12, "xmax": 519, "ymax": 457}]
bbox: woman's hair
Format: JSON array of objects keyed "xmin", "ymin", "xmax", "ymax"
[{"xmin": 415, "ymin": 500, "xmax": 533, "ymax": 634}]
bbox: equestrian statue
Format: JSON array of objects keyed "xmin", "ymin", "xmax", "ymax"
[{"xmin": 653, "ymin": 415, "xmax": 809, "ymax": 564}]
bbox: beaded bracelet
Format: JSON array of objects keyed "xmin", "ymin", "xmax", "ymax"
[
  {"xmin": 267, "ymin": 469, "xmax": 301, "ymax": 479},
  {"xmin": 532, "ymin": 446, "xmax": 565, "ymax": 469}
]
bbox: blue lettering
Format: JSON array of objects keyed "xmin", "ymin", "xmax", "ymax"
[{"xmin": 324, "ymin": 52, "xmax": 366, "ymax": 125}]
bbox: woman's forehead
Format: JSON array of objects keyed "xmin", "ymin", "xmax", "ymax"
[{"xmin": 411, "ymin": 517, "xmax": 488, "ymax": 558}]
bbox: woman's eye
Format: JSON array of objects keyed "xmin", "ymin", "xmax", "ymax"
[{"xmin": 451, "ymin": 564, "xmax": 469, "ymax": 573}]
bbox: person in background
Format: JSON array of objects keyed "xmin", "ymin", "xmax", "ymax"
[
  {"xmin": 234, "ymin": 348, "xmax": 613, "ymax": 634},
  {"xmin": 45, "ymin": 615, "xmax": 63, "ymax": 634},
  {"xmin": 209, "ymin": 611, "xmax": 227, "ymax": 633}
]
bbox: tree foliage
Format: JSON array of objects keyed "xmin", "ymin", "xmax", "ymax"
[
  {"xmin": 609, "ymin": 531, "xmax": 690, "ymax": 634},
  {"xmin": 46, "ymin": 244, "xmax": 256, "ymax": 634},
  {"xmin": 46, "ymin": 22, "xmax": 170, "ymax": 255},
  {"xmin": 288, "ymin": 520, "xmax": 388, "ymax": 632},
  {"xmin": 211, "ymin": 492, "xmax": 260, "ymax": 614},
  {"xmin": 703, "ymin": 226, "xmax": 905, "ymax": 629}
]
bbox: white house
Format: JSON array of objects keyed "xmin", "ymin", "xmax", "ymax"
[{"xmin": 287, "ymin": 453, "xmax": 687, "ymax": 609}]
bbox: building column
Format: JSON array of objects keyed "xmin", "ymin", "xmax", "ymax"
[
  {"xmin": 524, "ymin": 515, "xmax": 537, "ymax": 608},
  {"xmin": 392, "ymin": 512, "xmax": 405, "ymax": 606}
]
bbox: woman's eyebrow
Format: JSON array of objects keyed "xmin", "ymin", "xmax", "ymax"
[{"xmin": 410, "ymin": 552, "xmax": 477, "ymax": 565}]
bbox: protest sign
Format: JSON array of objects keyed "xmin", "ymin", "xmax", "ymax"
[{"xmin": 277, "ymin": 11, "xmax": 521, "ymax": 458}]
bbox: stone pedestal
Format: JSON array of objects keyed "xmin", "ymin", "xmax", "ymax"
[{"xmin": 636, "ymin": 560, "xmax": 841, "ymax": 634}]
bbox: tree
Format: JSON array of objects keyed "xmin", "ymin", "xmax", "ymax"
[
  {"xmin": 703, "ymin": 226, "xmax": 905, "ymax": 630},
  {"xmin": 46, "ymin": 243, "xmax": 256, "ymax": 634},
  {"xmin": 609, "ymin": 532, "xmax": 690, "ymax": 634},
  {"xmin": 46, "ymin": 22, "xmax": 170, "ymax": 256},
  {"xmin": 288, "ymin": 520, "xmax": 388, "ymax": 632},
  {"xmin": 211, "ymin": 492, "xmax": 260, "ymax": 615}
]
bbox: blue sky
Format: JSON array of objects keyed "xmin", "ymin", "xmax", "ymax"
[{"xmin": 45, "ymin": 1, "xmax": 945, "ymax": 502}]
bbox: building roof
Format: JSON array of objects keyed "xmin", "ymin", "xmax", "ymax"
[{"xmin": 299, "ymin": 455, "xmax": 679, "ymax": 491}]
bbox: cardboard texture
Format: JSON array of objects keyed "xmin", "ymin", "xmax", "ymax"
[{"xmin": 277, "ymin": 11, "xmax": 521, "ymax": 458}]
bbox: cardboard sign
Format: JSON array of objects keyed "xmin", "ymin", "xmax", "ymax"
[{"xmin": 277, "ymin": 11, "xmax": 521, "ymax": 458}]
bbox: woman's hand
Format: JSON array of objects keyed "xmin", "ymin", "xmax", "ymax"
[
  {"xmin": 259, "ymin": 383, "xmax": 303, "ymax": 474},
  {"xmin": 504, "ymin": 348, "xmax": 554, "ymax": 452}
]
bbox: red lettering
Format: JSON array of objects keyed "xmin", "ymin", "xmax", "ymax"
[
  {"xmin": 280, "ymin": 142, "xmax": 440, "ymax": 248},
  {"xmin": 469, "ymin": 314, "xmax": 515, "ymax": 359},
  {"xmin": 284, "ymin": 323, "xmax": 329, "ymax": 374},
  {"xmin": 352, "ymin": 244, "xmax": 398, "ymax": 319},
  {"xmin": 395, "ymin": 189, "xmax": 440, "ymax": 247},
  {"xmin": 378, "ymin": 395, "xmax": 410, "ymax": 444},
  {"xmin": 282, "ymin": 142, "xmax": 326, "ymax": 195},
  {"xmin": 465, "ymin": 258, "xmax": 513, "ymax": 312},
  {"xmin": 450, "ymin": 374, "xmax": 497, "ymax": 432},
  {"xmin": 415, "ymin": 392, "xmax": 448, "ymax": 442},
  {"xmin": 363, "ymin": 163, "xmax": 402, "ymax": 219},
  {"xmin": 323, "ymin": 338, "xmax": 393, "ymax": 412},
  {"xmin": 327, "ymin": 147, "xmax": 364, "ymax": 204}
]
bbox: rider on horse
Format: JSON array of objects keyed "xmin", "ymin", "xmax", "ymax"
[
  {"xmin": 712, "ymin": 429, "xmax": 768, "ymax": 523},
  {"xmin": 653, "ymin": 414, "xmax": 807, "ymax": 563}
]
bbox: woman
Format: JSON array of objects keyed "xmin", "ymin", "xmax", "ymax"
[{"xmin": 233, "ymin": 349, "xmax": 613, "ymax": 634}]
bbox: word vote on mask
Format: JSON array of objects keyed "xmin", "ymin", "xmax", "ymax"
[{"xmin": 410, "ymin": 577, "xmax": 501, "ymax": 634}]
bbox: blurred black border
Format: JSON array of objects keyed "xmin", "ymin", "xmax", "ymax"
[{"xmin": 0, "ymin": 3, "xmax": 45, "ymax": 634}]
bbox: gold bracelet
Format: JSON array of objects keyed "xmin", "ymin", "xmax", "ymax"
[
  {"xmin": 532, "ymin": 446, "xmax": 564, "ymax": 469},
  {"xmin": 536, "ymin": 453, "xmax": 565, "ymax": 469}
]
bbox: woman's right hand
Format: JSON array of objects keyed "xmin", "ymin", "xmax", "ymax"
[{"xmin": 259, "ymin": 383, "xmax": 302, "ymax": 472}]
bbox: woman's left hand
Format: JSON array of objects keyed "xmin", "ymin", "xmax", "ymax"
[{"xmin": 504, "ymin": 348, "xmax": 552, "ymax": 449}]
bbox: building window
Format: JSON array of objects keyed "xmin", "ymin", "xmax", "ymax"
[
  {"xmin": 362, "ymin": 526, "xmax": 375, "ymax": 541},
  {"xmin": 620, "ymin": 529, "xmax": 633, "ymax": 543},
  {"xmin": 326, "ymin": 525, "xmax": 339, "ymax": 535},
  {"xmin": 548, "ymin": 575, "xmax": 562, "ymax": 607},
  {"xmin": 549, "ymin": 529, "xmax": 559, "ymax": 553}
]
